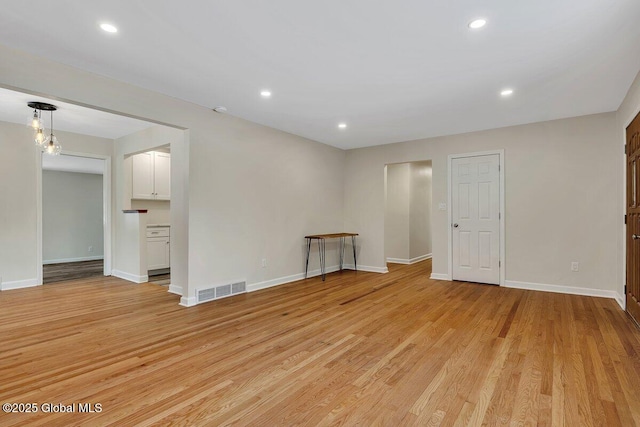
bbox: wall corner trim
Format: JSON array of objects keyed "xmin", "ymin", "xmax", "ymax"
[
  {"xmin": 112, "ymin": 270, "xmax": 148, "ymax": 284},
  {"xmin": 387, "ymin": 254, "xmax": 432, "ymax": 265},
  {"xmin": 179, "ymin": 296, "xmax": 197, "ymax": 307},
  {"xmin": 615, "ymin": 292, "xmax": 625, "ymax": 310}
]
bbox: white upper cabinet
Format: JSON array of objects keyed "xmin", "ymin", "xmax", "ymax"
[
  {"xmin": 131, "ymin": 151, "xmax": 171, "ymax": 200},
  {"xmin": 153, "ymin": 152, "xmax": 171, "ymax": 200}
]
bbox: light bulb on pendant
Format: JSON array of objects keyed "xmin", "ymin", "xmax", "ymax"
[
  {"xmin": 44, "ymin": 133, "xmax": 61, "ymax": 155},
  {"xmin": 34, "ymin": 127, "xmax": 46, "ymax": 146},
  {"xmin": 28, "ymin": 109, "xmax": 41, "ymax": 130},
  {"xmin": 27, "ymin": 102, "xmax": 60, "ymax": 155}
]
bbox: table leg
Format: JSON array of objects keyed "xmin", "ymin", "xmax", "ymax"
[
  {"xmin": 304, "ymin": 238, "xmax": 311, "ymax": 279},
  {"xmin": 318, "ymin": 238, "xmax": 326, "ymax": 281},
  {"xmin": 352, "ymin": 235, "xmax": 357, "ymax": 272}
]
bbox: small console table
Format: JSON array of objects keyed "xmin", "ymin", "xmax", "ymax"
[{"xmin": 304, "ymin": 233, "xmax": 358, "ymax": 281}]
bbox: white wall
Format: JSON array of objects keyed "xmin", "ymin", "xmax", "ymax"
[
  {"xmin": 384, "ymin": 163, "xmax": 410, "ymax": 260},
  {"xmin": 345, "ymin": 113, "xmax": 621, "ymax": 295},
  {"xmin": 42, "ymin": 170, "xmax": 104, "ymax": 263},
  {"xmin": 409, "ymin": 161, "xmax": 432, "ymax": 259},
  {"xmin": 0, "ymin": 45, "xmax": 345, "ymax": 305},
  {"xmin": 0, "ymin": 119, "xmax": 112, "ymax": 289}
]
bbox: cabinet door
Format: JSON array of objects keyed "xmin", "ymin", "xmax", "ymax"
[
  {"xmin": 148, "ymin": 237, "xmax": 170, "ymax": 270},
  {"xmin": 132, "ymin": 152, "xmax": 154, "ymax": 200},
  {"xmin": 154, "ymin": 152, "xmax": 171, "ymax": 200}
]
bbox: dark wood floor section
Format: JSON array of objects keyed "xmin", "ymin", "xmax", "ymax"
[
  {"xmin": 43, "ymin": 260, "xmax": 104, "ymax": 284},
  {"xmin": 2, "ymin": 260, "xmax": 640, "ymax": 425},
  {"xmin": 148, "ymin": 273, "xmax": 171, "ymax": 286}
]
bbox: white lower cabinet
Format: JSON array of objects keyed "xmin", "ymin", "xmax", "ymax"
[{"xmin": 147, "ymin": 227, "xmax": 170, "ymax": 271}]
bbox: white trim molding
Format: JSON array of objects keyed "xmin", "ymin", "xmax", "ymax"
[
  {"xmin": 505, "ymin": 280, "xmax": 624, "ymax": 310},
  {"xmin": 43, "ymin": 256, "xmax": 105, "ymax": 265},
  {"xmin": 0, "ymin": 278, "xmax": 40, "ymax": 291},
  {"xmin": 343, "ymin": 264, "xmax": 389, "ymax": 274},
  {"xmin": 387, "ymin": 253, "xmax": 432, "ymax": 265},
  {"xmin": 448, "ymin": 149, "xmax": 506, "ymax": 287},
  {"xmin": 430, "ymin": 273, "xmax": 451, "ymax": 281},
  {"xmin": 248, "ymin": 264, "xmax": 389, "ymax": 294},
  {"xmin": 112, "ymin": 270, "xmax": 148, "ymax": 284},
  {"xmin": 179, "ymin": 296, "xmax": 197, "ymax": 307}
]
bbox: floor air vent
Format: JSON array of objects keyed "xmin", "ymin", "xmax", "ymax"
[{"xmin": 197, "ymin": 281, "xmax": 247, "ymax": 304}]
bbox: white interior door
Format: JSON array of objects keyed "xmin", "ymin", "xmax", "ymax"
[{"xmin": 451, "ymin": 154, "xmax": 500, "ymax": 284}]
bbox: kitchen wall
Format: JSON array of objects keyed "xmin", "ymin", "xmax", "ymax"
[{"xmin": 42, "ymin": 170, "xmax": 104, "ymax": 263}]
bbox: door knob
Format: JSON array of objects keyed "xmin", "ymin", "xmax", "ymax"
[
  {"xmin": 453, "ymin": 223, "xmax": 459, "ymax": 228},
  {"xmin": 634, "ymin": 234, "xmax": 640, "ymax": 240}
]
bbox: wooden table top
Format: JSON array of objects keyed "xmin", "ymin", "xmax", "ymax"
[{"xmin": 304, "ymin": 233, "xmax": 359, "ymax": 239}]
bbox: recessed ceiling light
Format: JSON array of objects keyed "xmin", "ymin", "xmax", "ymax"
[
  {"xmin": 260, "ymin": 90, "xmax": 272, "ymax": 98},
  {"xmin": 468, "ymin": 19, "xmax": 487, "ymax": 29},
  {"xmin": 338, "ymin": 123, "xmax": 347, "ymax": 129},
  {"xmin": 99, "ymin": 23, "xmax": 118, "ymax": 33},
  {"xmin": 501, "ymin": 89, "xmax": 514, "ymax": 97}
]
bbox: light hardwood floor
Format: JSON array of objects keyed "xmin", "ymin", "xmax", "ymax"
[{"xmin": 1, "ymin": 260, "xmax": 640, "ymax": 426}]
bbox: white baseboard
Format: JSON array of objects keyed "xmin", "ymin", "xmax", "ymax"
[
  {"xmin": 248, "ymin": 266, "xmax": 341, "ymax": 293},
  {"xmin": 343, "ymin": 264, "xmax": 389, "ymax": 274},
  {"xmin": 616, "ymin": 293, "xmax": 625, "ymax": 310},
  {"xmin": 387, "ymin": 254, "xmax": 432, "ymax": 265},
  {"xmin": 112, "ymin": 270, "xmax": 148, "ymax": 284},
  {"xmin": 179, "ymin": 296, "xmax": 197, "ymax": 307},
  {"xmin": 168, "ymin": 284, "xmax": 183, "ymax": 296},
  {"xmin": 0, "ymin": 278, "xmax": 40, "ymax": 291},
  {"xmin": 247, "ymin": 264, "xmax": 388, "ymax": 294},
  {"xmin": 430, "ymin": 273, "xmax": 451, "ymax": 281},
  {"xmin": 504, "ymin": 280, "xmax": 625, "ymax": 309},
  {"xmin": 43, "ymin": 256, "xmax": 104, "ymax": 265}
]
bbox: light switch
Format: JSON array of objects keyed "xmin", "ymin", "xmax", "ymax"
[{"xmin": 438, "ymin": 203, "xmax": 447, "ymax": 211}]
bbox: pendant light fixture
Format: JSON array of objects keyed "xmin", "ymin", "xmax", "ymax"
[{"xmin": 27, "ymin": 102, "xmax": 61, "ymax": 155}]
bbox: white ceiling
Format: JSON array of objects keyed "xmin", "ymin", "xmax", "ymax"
[
  {"xmin": 1, "ymin": 1, "xmax": 639, "ymax": 149},
  {"xmin": 0, "ymin": 88, "xmax": 154, "ymax": 139}
]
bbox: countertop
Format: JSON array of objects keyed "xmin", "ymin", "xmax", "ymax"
[{"xmin": 147, "ymin": 224, "xmax": 170, "ymax": 228}]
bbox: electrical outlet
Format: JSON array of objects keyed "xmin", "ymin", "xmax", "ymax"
[
  {"xmin": 261, "ymin": 258, "xmax": 267, "ymax": 268},
  {"xmin": 88, "ymin": 246, "xmax": 93, "ymax": 253},
  {"xmin": 571, "ymin": 262, "xmax": 579, "ymax": 272}
]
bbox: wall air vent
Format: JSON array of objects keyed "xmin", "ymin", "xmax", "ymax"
[{"xmin": 196, "ymin": 281, "xmax": 247, "ymax": 304}]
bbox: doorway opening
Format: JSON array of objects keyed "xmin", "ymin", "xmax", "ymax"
[
  {"xmin": 124, "ymin": 145, "xmax": 172, "ymax": 287},
  {"xmin": 384, "ymin": 161, "xmax": 433, "ymax": 270},
  {"xmin": 41, "ymin": 153, "xmax": 109, "ymax": 284}
]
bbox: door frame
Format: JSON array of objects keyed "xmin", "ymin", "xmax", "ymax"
[
  {"xmin": 37, "ymin": 151, "xmax": 113, "ymax": 284},
  {"xmin": 447, "ymin": 149, "xmax": 505, "ymax": 286},
  {"xmin": 622, "ymin": 106, "xmax": 640, "ymax": 311}
]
